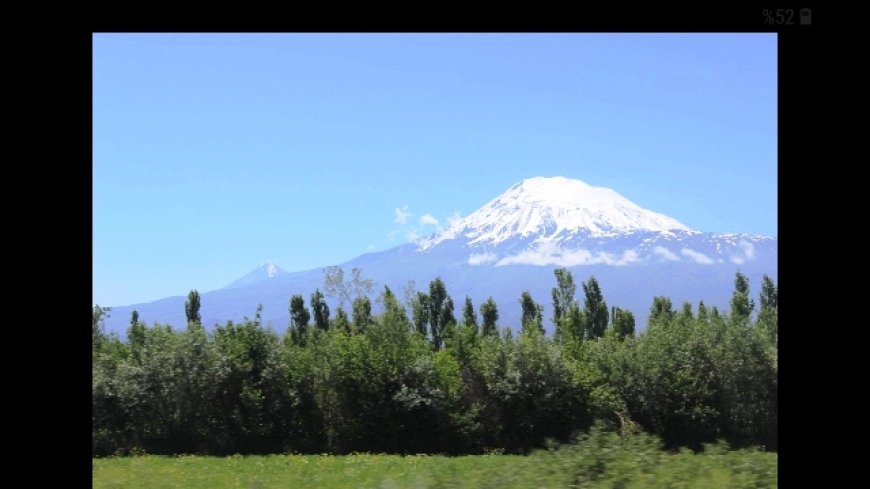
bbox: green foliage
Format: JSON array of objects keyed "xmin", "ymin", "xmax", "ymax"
[
  {"xmin": 185, "ymin": 289, "xmax": 202, "ymax": 324},
  {"xmin": 757, "ymin": 274, "xmax": 778, "ymax": 345},
  {"xmin": 92, "ymin": 304, "xmax": 111, "ymax": 350},
  {"xmin": 551, "ymin": 267, "xmax": 577, "ymax": 328},
  {"xmin": 649, "ymin": 296, "xmax": 674, "ymax": 324},
  {"xmin": 428, "ymin": 278, "xmax": 454, "ymax": 351},
  {"xmin": 730, "ymin": 271, "xmax": 755, "ymax": 323},
  {"xmin": 311, "ymin": 289, "xmax": 330, "ymax": 331},
  {"xmin": 410, "ymin": 291, "xmax": 431, "ymax": 337},
  {"xmin": 611, "ymin": 306, "xmax": 635, "ymax": 339},
  {"xmin": 288, "ymin": 295, "xmax": 311, "ymax": 346},
  {"xmin": 582, "ymin": 277, "xmax": 609, "ymax": 339},
  {"xmin": 480, "ymin": 297, "xmax": 499, "ymax": 337},
  {"xmin": 331, "ymin": 305, "xmax": 351, "ymax": 335},
  {"xmin": 93, "ymin": 270, "xmax": 778, "ymax": 459},
  {"xmin": 697, "ymin": 300, "xmax": 709, "ymax": 323},
  {"xmin": 519, "ymin": 291, "xmax": 544, "ymax": 335},
  {"xmin": 462, "ymin": 295, "xmax": 478, "ymax": 334}
]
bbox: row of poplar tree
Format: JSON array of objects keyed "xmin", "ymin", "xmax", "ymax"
[{"xmin": 93, "ymin": 268, "xmax": 777, "ymax": 456}]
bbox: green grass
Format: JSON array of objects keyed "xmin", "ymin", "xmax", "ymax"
[{"xmin": 94, "ymin": 437, "xmax": 777, "ymax": 488}]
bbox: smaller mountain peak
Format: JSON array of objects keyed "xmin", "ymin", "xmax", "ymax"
[{"xmin": 261, "ymin": 260, "xmax": 283, "ymax": 278}]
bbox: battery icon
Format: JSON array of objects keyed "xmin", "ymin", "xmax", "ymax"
[{"xmin": 800, "ymin": 8, "xmax": 812, "ymax": 25}]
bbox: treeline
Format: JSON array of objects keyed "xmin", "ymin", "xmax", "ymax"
[{"xmin": 92, "ymin": 269, "xmax": 777, "ymax": 456}]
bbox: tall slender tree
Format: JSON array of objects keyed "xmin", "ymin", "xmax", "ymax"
[
  {"xmin": 551, "ymin": 268, "xmax": 577, "ymax": 326},
  {"xmin": 429, "ymin": 278, "xmax": 451, "ymax": 350},
  {"xmin": 311, "ymin": 289, "xmax": 330, "ymax": 331},
  {"xmin": 759, "ymin": 275, "xmax": 777, "ymax": 311},
  {"xmin": 757, "ymin": 274, "xmax": 778, "ymax": 343},
  {"xmin": 332, "ymin": 305, "xmax": 351, "ymax": 335},
  {"xmin": 730, "ymin": 271, "xmax": 755, "ymax": 323},
  {"xmin": 697, "ymin": 300, "xmax": 709, "ymax": 323},
  {"xmin": 289, "ymin": 294, "xmax": 310, "ymax": 344},
  {"xmin": 185, "ymin": 289, "xmax": 201, "ymax": 324},
  {"xmin": 481, "ymin": 297, "xmax": 499, "ymax": 337},
  {"xmin": 582, "ymin": 277, "xmax": 608, "ymax": 339},
  {"xmin": 519, "ymin": 291, "xmax": 544, "ymax": 335},
  {"xmin": 411, "ymin": 291, "xmax": 430, "ymax": 337},
  {"xmin": 352, "ymin": 296, "xmax": 372, "ymax": 334},
  {"xmin": 463, "ymin": 296, "xmax": 478, "ymax": 335}
]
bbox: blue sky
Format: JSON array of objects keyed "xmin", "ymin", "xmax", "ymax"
[{"xmin": 93, "ymin": 33, "xmax": 776, "ymax": 306}]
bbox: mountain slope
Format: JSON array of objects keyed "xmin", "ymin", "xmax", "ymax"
[
  {"xmin": 102, "ymin": 177, "xmax": 776, "ymax": 337},
  {"xmin": 223, "ymin": 260, "xmax": 286, "ymax": 289},
  {"xmin": 420, "ymin": 176, "xmax": 692, "ymax": 249}
]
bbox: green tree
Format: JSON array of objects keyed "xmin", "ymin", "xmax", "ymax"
[
  {"xmin": 650, "ymin": 296, "xmax": 674, "ymax": 323},
  {"xmin": 378, "ymin": 285, "xmax": 410, "ymax": 330},
  {"xmin": 352, "ymin": 296, "xmax": 372, "ymax": 334},
  {"xmin": 462, "ymin": 296, "xmax": 478, "ymax": 334},
  {"xmin": 411, "ymin": 291, "xmax": 431, "ymax": 337},
  {"xmin": 698, "ymin": 300, "xmax": 709, "ymax": 323},
  {"xmin": 441, "ymin": 296, "xmax": 457, "ymax": 344},
  {"xmin": 311, "ymin": 289, "xmax": 330, "ymax": 331},
  {"xmin": 481, "ymin": 297, "xmax": 499, "ymax": 337},
  {"xmin": 185, "ymin": 289, "xmax": 201, "ymax": 324},
  {"xmin": 429, "ymin": 278, "xmax": 452, "ymax": 351},
  {"xmin": 289, "ymin": 294, "xmax": 310, "ymax": 344},
  {"xmin": 582, "ymin": 277, "xmax": 609, "ymax": 339},
  {"xmin": 730, "ymin": 271, "xmax": 755, "ymax": 323},
  {"xmin": 92, "ymin": 304, "xmax": 111, "ymax": 350},
  {"xmin": 519, "ymin": 291, "xmax": 544, "ymax": 335},
  {"xmin": 332, "ymin": 305, "xmax": 351, "ymax": 334},
  {"xmin": 757, "ymin": 275, "xmax": 778, "ymax": 344},
  {"xmin": 611, "ymin": 306, "xmax": 635, "ymax": 339},
  {"xmin": 759, "ymin": 275, "xmax": 777, "ymax": 311},
  {"xmin": 551, "ymin": 268, "xmax": 578, "ymax": 327},
  {"xmin": 680, "ymin": 301, "xmax": 694, "ymax": 320},
  {"xmin": 128, "ymin": 310, "xmax": 146, "ymax": 360}
]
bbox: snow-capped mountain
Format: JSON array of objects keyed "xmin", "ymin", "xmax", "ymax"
[
  {"xmin": 102, "ymin": 177, "xmax": 777, "ymax": 337},
  {"xmin": 420, "ymin": 176, "xmax": 692, "ymax": 249},
  {"xmin": 223, "ymin": 260, "xmax": 286, "ymax": 289}
]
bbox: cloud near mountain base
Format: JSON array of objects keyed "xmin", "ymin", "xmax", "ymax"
[
  {"xmin": 467, "ymin": 252, "xmax": 498, "ymax": 265},
  {"xmin": 495, "ymin": 241, "xmax": 639, "ymax": 267}
]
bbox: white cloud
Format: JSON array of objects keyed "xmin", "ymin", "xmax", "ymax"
[
  {"xmin": 447, "ymin": 211, "xmax": 463, "ymax": 228},
  {"xmin": 394, "ymin": 205, "xmax": 411, "ymax": 224},
  {"xmin": 653, "ymin": 246, "xmax": 680, "ymax": 262},
  {"xmin": 495, "ymin": 241, "xmax": 639, "ymax": 267},
  {"xmin": 419, "ymin": 214, "xmax": 440, "ymax": 227},
  {"xmin": 467, "ymin": 252, "xmax": 498, "ymax": 266},
  {"xmin": 616, "ymin": 249, "xmax": 640, "ymax": 265},
  {"xmin": 681, "ymin": 248, "xmax": 714, "ymax": 265},
  {"xmin": 739, "ymin": 241, "xmax": 756, "ymax": 259},
  {"xmin": 405, "ymin": 231, "xmax": 420, "ymax": 243},
  {"xmin": 728, "ymin": 241, "xmax": 756, "ymax": 265},
  {"xmin": 367, "ymin": 244, "xmax": 375, "ymax": 251}
]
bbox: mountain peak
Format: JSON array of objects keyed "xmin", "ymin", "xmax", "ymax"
[
  {"xmin": 420, "ymin": 176, "xmax": 694, "ymax": 249},
  {"xmin": 261, "ymin": 260, "xmax": 283, "ymax": 278},
  {"xmin": 224, "ymin": 260, "xmax": 286, "ymax": 289}
]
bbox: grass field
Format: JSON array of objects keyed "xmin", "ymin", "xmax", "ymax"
[{"xmin": 94, "ymin": 435, "xmax": 777, "ymax": 488}]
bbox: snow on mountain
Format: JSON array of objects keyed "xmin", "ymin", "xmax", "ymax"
[
  {"xmin": 419, "ymin": 176, "xmax": 694, "ymax": 250},
  {"xmin": 102, "ymin": 176, "xmax": 776, "ymax": 338},
  {"xmin": 223, "ymin": 260, "xmax": 286, "ymax": 289}
]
